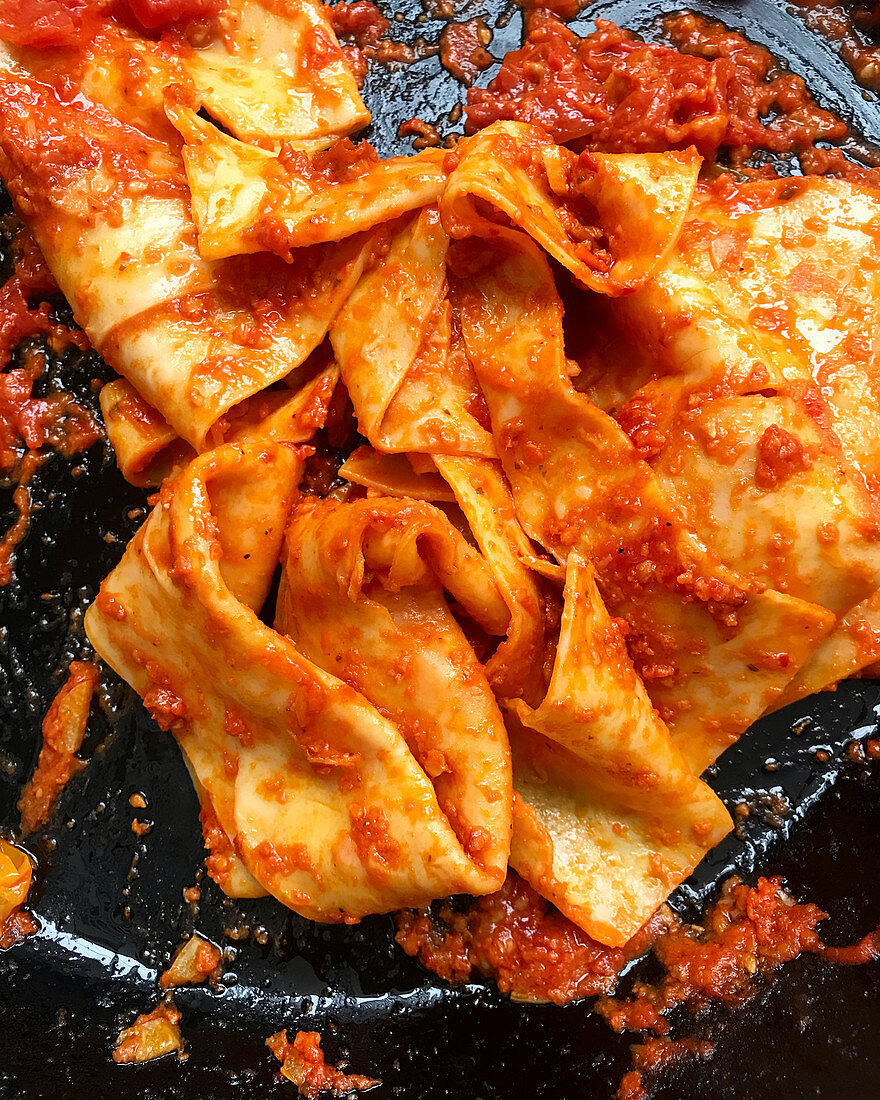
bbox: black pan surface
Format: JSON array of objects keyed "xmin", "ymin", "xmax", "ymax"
[{"xmin": 2, "ymin": 1, "xmax": 880, "ymax": 1096}]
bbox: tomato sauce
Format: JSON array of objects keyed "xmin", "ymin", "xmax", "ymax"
[
  {"xmin": 466, "ymin": 10, "xmax": 871, "ymax": 179},
  {"xmin": 754, "ymin": 424, "xmax": 813, "ymax": 488},
  {"xmin": 266, "ymin": 1030, "xmax": 379, "ymax": 1099},
  {"xmin": 396, "ymin": 873, "xmax": 659, "ymax": 1004},
  {"xmin": 0, "ymin": 222, "xmax": 100, "ymax": 585},
  {"xmin": 398, "ymin": 872, "xmax": 880, "ymax": 1096},
  {"xmin": 0, "ymin": 0, "xmax": 101, "ymax": 49},
  {"xmin": 0, "ymin": 0, "xmax": 225, "ymax": 47},
  {"xmin": 439, "ymin": 19, "xmax": 494, "ymax": 87}
]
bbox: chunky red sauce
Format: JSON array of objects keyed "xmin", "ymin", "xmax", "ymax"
[
  {"xmin": 755, "ymin": 424, "xmax": 813, "ymax": 489},
  {"xmin": 0, "ymin": 0, "xmax": 100, "ymax": 49},
  {"xmin": 466, "ymin": 10, "xmax": 874, "ymax": 180},
  {"xmin": 396, "ymin": 874, "xmax": 660, "ymax": 1003},
  {"xmin": 266, "ymin": 1030, "xmax": 379, "ymax": 1099},
  {"xmin": 439, "ymin": 18, "xmax": 493, "ymax": 86},
  {"xmin": 199, "ymin": 801, "xmax": 240, "ymax": 893},
  {"xmin": 0, "ymin": 222, "xmax": 100, "ymax": 585},
  {"xmin": 329, "ymin": 1, "xmax": 389, "ymax": 48},
  {"xmin": 792, "ymin": 0, "xmax": 880, "ymax": 90},
  {"xmin": 0, "ymin": 0, "xmax": 225, "ymax": 47},
  {"xmin": 398, "ymin": 872, "xmax": 880, "ymax": 1096}
]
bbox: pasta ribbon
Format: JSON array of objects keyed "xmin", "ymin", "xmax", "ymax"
[
  {"xmin": 339, "ymin": 448, "xmax": 458, "ymax": 502},
  {"xmin": 456, "ymin": 234, "xmax": 834, "ymax": 772},
  {"xmin": 331, "ymin": 207, "xmax": 495, "ymax": 457},
  {"xmin": 101, "ymin": 365, "xmax": 339, "ymax": 487},
  {"xmin": 170, "ymin": 106, "xmax": 447, "ymax": 260},
  {"xmin": 507, "ymin": 552, "xmax": 730, "ymax": 945},
  {"xmin": 277, "ymin": 495, "xmax": 513, "ymax": 887},
  {"xmin": 86, "ymin": 446, "xmax": 510, "ymax": 919},
  {"xmin": 0, "ymin": 69, "xmax": 375, "ymax": 449},
  {"xmin": 442, "ymin": 120, "xmax": 700, "ymax": 295},
  {"xmin": 434, "ymin": 454, "xmax": 551, "ymax": 701},
  {"xmin": 0, "ymin": 0, "xmax": 368, "ymax": 145},
  {"xmin": 574, "ymin": 174, "xmax": 880, "ymax": 693}
]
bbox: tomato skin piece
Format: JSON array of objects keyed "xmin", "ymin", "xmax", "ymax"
[
  {"xmin": 119, "ymin": 0, "xmax": 225, "ymax": 30},
  {"xmin": 0, "ymin": 0, "xmax": 97, "ymax": 49},
  {"xmin": 0, "ymin": 0, "xmax": 225, "ymax": 46}
]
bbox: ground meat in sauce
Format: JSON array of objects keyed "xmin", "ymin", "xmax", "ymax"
[
  {"xmin": 397, "ymin": 872, "xmax": 880, "ymax": 1096},
  {"xmin": 466, "ymin": 10, "xmax": 877, "ymax": 181}
]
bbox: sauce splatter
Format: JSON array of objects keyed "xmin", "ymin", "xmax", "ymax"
[
  {"xmin": 0, "ymin": 221, "xmax": 101, "ymax": 586},
  {"xmin": 18, "ymin": 661, "xmax": 101, "ymax": 835},
  {"xmin": 266, "ymin": 1030, "xmax": 379, "ymax": 1098}
]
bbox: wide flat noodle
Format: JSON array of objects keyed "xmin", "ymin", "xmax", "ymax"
[
  {"xmin": 171, "ymin": 106, "xmax": 446, "ymax": 259},
  {"xmin": 575, "ymin": 175, "xmax": 880, "ymax": 690},
  {"xmin": 99, "ymin": 380, "xmax": 188, "ymax": 489},
  {"xmin": 778, "ymin": 588, "xmax": 880, "ymax": 706},
  {"xmin": 276, "ymin": 496, "xmax": 513, "ymax": 885},
  {"xmin": 651, "ymin": 393, "xmax": 880, "ymax": 615},
  {"xmin": 179, "ymin": 0, "xmax": 370, "ymax": 143},
  {"xmin": 442, "ymin": 120, "xmax": 700, "ymax": 296},
  {"xmin": 0, "ymin": 70, "xmax": 373, "ymax": 449},
  {"xmin": 434, "ymin": 455, "xmax": 550, "ymax": 701},
  {"xmin": 86, "ymin": 447, "xmax": 510, "ymax": 918},
  {"xmin": 0, "ymin": 0, "xmax": 368, "ymax": 145},
  {"xmin": 340, "ymin": 447, "xmax": 457, "ymax": 502},
  {"xmin": 331, "ymin": 207, "xmax": 495, "ymax": 458},
  {"xmin": 674, "ymin": 178, "xmax": 880, "ymax": 488},
  {"xmin": 456, "ymin": 235, "xmax": 834, "ymax": 772},
  {"xmin": 86, "ymin": 443, "xmax": 302, "ymax": 891},
  {"xmin": 101, "ymin": 365, "xmax": 339, "ymax": 488},
  {"xmin": 506, "ymin": 556, "xmax": 730, "ymax": 944}
]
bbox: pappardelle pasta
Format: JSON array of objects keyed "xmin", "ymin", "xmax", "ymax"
[{"xmin": 3, "ymin": 0, "xmax": 880, "ymax": 963}]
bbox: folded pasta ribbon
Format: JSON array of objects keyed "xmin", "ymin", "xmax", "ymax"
[
  {"xmin": 456, "ymin": 235, "xmax": 835, "ymax": 772},
  {"xmin": 0, "ymin": 69, "xmax": 376, "ymax": 450},
  {"xmin": 86, "ymin": 445, "xmax": 511, "ymax": 919},
  {"xmin": 573, "ymin": 174, "xmax": 880, "ymax": 693},
  {"xmin": 433, "ymin": 455, "xmax": 552, "ymax": 702},
  {"xmin": 442, "ymin": 120, "xmax": 700, "ymax": 295},
  {"xmin": 0, "ymin": 0, "xmax": 369, "ymax": 145},
  {"xmin": 100, "ymin": 364, "xmax": 340, "ymax": 487},
  {"xmin": 331, "ymin": 206, "xmax": 496, "ymax": 458},
  {"xmin": 170, "ymin": 106, "xmax": 448, "ymax": 260},
  {"xmin": 277, "ymin": 495, "xmax": 514, "ymax": 884},
  {"xmin": 340, "ymin": 448, "xmax": 458, "ymax": 502},
  {"xmin": 509, "ymin": 551, "xmax": 731, "ymax": 946}
]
